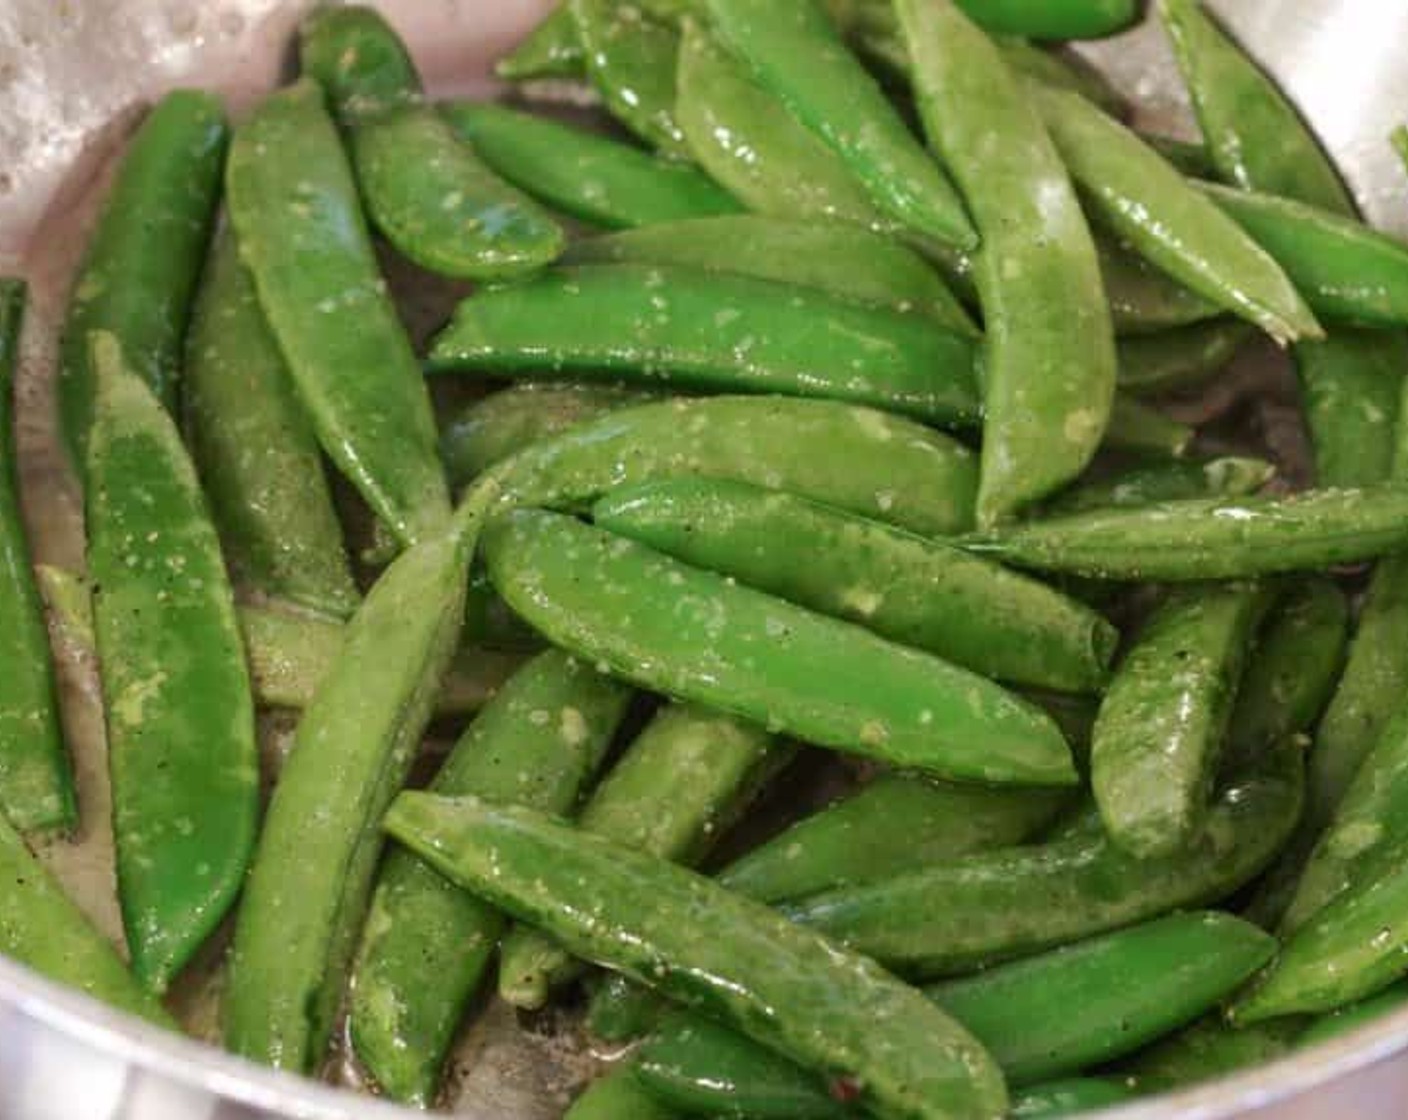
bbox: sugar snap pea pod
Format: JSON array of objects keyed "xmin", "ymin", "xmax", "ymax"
[
  {"xmin": 0, "ymin": 812, "xmax": 172, "ymax": 1026},
  {"xmin": 0, "ymin": 282, "xmax": 73, "ymax": 833},
  {"xmin": 567, "ymin": 1068, "xmax": 681, "ymax": 1120},
  {"xmin": 565, "ymin": 216, "xmax": 976, "ymax": 334},
  {"xmin": 386, "ymin": 793, "xmax": 1009, "ymax": 1120},
  {"xmin": 225, "ymin": 492, "xmax": 486, "ymax": 1071},
  {"xmin": 1141, "ymin": 132, "xmax": 1217, "ymax": 178},
  {"xmin": 1011, "ymin": 1079, "xmax": 1134, "ymax": 1117},
  {"xmin": 498, "ymin": 395, "xmax": 979, "ymax": 537},
  {"xmin": 1101, "ymin": 395, "xmax": 1193, "ymax": 460},
  {"xmin": 428, "ymin": 265, "xmax": 980, "ymax": 427},
  {"xmin": 1116, "ymin": 1015, "xmax": 1302, "ymax": 1094},
  {"xmin": 1033, "ymin": 85, "xmax": 1321, "ymax": 346},
  {"xmin": 1097, "ymin": 233, "xmax": 1221, "ymax": 335},
  {"xmin": 1117, "ymin": 319, "xmax": 1256, "ymax": 397},
  {"xmin": 497, "ymin": 6, "xmax": 586, "ymax": 80},
  {"xmin": 1299, "ymin": 980, "xmax": 1408, "ymax": 1047},
  {"xmin": 1045, "ymin": 457, "xmax": 1274, "ymax": 516},
  {"xmin": 1296, "ymin": 330, "xmax": 1405, "ymax": 489},
  {"xmin": 896, "ymin": 0, "xmax": 1115, "ymax": 525},
  {"xmin": 1092, "ymin": 583, "xmax": 1267, "ymax": 859},
  {"xmin": 440, "ymin": 102, "xmax": 740, "ymax": 231},
  {"xmin": 59, "ymin": 90, "xmax": 226, "ymax": 464},
  {"xmin": 784, "ymin": 740, "xmax": 1302, "ymax": 978},
  {"xmin": 349, "ymin": 651, "xmax": 631, "ymax": 1104},
  {"xmin": 595, "ymin": 478, "xmax": 1116, "ymax": 692},
  {"xmin": 86, "ymin": 334, "xmax": 258, "ymax": 992},
  {"xmin": 498, "ymin": 704, "xmax": 787, "ymax": 1010},
  {"xmin": 227, "ymin": 79, "xmax": 448, "ymax": 548},
  {"xmin": 961, "ymin": 487, "xmax": 1408, "ymax": 582},
  {"xmin": 184, "ymin": 225, "xmax": 358, "ymax": 618},
  {"xmin": 703, "ymin": 0, "xmax": 974, "ymax": 250},
  {"xmin": 485, "ymin": 509, "xmax": 1076, "ymax": 787},
  {"xmin": 836, "ymin": 0, "xmax": 1137, "ymax": 47}
]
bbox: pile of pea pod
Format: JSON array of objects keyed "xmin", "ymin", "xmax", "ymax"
[{"xmin": 11, "ymin": 0, "xmax": 1408, "ymax": 1116}]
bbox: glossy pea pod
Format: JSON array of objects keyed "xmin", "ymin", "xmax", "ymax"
[
  {"xmin": 59, "ymin": 89, "xmax": 226, "ymax": 465},
  {"xmin": 497, "ymin": 704, "xmax": 787, "ymax": 1010},
  {"xmin": 566, "ymin": 1069, "xmax": 681, "ymax": 1120},
  {"xmin": 86, "ymin": 334, "xmax": 258, "ymax": 992},
  {"xmin": 427, "ymin": 264, "xmax": 980, "ymax": 427},
  {"xmin": 1299, "ymin": 979, "xmax": 1408, "ymax": 1047},
  {"xmin": 1097, "ymin": 232, "xmax": 1221, "ymax": 335},
  {"xmin": 484, "ymin": 509, "xmax": 1076, "ymax": 787},
  {"xmin": 855, "ymin": 0, "xmax": 1138, "ymax": 40},
  {"xmin": 385, "ymin": 793, "xmax": 1009, "ymax": 1120},
  {"xmin": 783, "ymin": 740, "xmax": 1302, "ymax": 978},
  {"xmin": 225, "ymin": 492, "xmax": 487, "ymax": 1072},
  {"xmin": 0, "ymin": 282, "xmax": 74, "ymax": 832},
  {"xmin": 594, "ymin": 478, "xmax": 1117, "ymax": 693},
  {"xmin": 226, "ymin": 78, "xmax": 450, "ymax": 547},
  {"xmin": 349, "ymin": 651, "xmax": 631, "ymax": 1104},
  {"xmin": 439, "ymin": 101, "xmax": 740, "ymax": 230},
  {"xmin": 1117, "ymin": 319, "xmax": 1257, "ymax": 397},
  {"xmin": 1091, "ymin": 582, "xmax": 1268, "ymax": 859},
  {"xmin": 896, "ymin": 0, "xmax": 1115, "ymax": 524},
  {"xmin": 497, "ymin": 6, "xmax": 586, "ymax": 80},
  {"xmin": 303, "ymin": 9, "xmax": 563, "ymax": 281},
  {"xmin": 184, "ymin": 224, "xmax": 358, "ymax": 618},
  {"xmin": 1045, "ymin": 456, "xmax": 1274, "ymax": 516}
]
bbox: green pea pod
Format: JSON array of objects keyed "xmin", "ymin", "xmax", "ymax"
[
  {"xmin": 704, "ymin": 0, "xmax": 975, "ymax": 250},
  {"xmin": 718, "ymin": 774, "xmax": 1066, "ymax": 905},
  {"xmin": 961, "ymin": 487, "xmax": 1408, "ymax": 582},
  {"xmin": 0, "ymin": 813, "xmax": 171, "ymax": 1026},
  {"xmin": 1033, "ymin": 84, "xmax": 1321, "ymax": 345},
  {"xmin": 184, "ymin": 225, "xmax": 358, "ymax": 618},
  {"xmin": 497, "ymin": 6, "xmax": 586, "ymax": 80},
  {"xmin": 1101, "ymin": 395, "xmax": 1194, "ymax": 460},
  {"xmin": 594, "ymin": 478, "xmax": 1116, "ymax": 692},
  {"xmin": 225, "ymin": 492, "xmax": 485, "ymax": 1071},
  {"xmin": 227, "ymin": 79, "xmax": 450, "ymax": 547},
  {"xmin": 485, "ymin": 509, "xmax": 1076, "ymax": 786},
  {"xmin": 1092, "ymin": 582, "xmax": 1267, "ymax": 859},
  {"xmin": 86, "ymin": 334, "xmax": 258, "ymax": 992},
  {"xmin": 1097, "ymin": 232, "xmax": 1221, "ymax": 335},
  {"xmin": 1045, "ymin": 456, "xmax": 1274, "ymax": 516},
  {"xmin": 1116, "ymin": 1015, "xmax": 1303, "ymax": 1094},
  {"xmin": 567, "ymin": 1068, "xmax": 681, "ymax": 1120},
  {"xmin": 1299, "ymin": 979, "xmax": 1408, "ymax": 1047},
  {"xmin": 440, "ymin": 101, "xmax": 741, "ymax": 230},
  {"xmin": 896, "ymin": 0, "xmax": 1115, "ymax": 525},
  {"xmin": 1011, "ymin": 1079, "xmax": 1135, "ymax": 1117},
  {"xmin": 349, "ymin": 651, "xmax": 631, "ymax": 1104},
  {"xmin": 462, "ymin": 563, "xmax": 545, "ymax": 652},
  {"xmin": 1117, "ymin": 319, "xmax": 1257, "ymax": 397},
  {"xmin": 498, "ymin": 703, "xmax": 786, "ymax": 1009},
  {"xmin": 564, "ymin": 216, "xmax": 977, "ymax": 334},
  {"xmin": 428, "ymin": 264, "xmax": 979, "ymax": 426},
  {"xmin": 784, "ymin": 740, "xmax": 1302, "ymax": 978},
  {"xmin": 0, "ymin": 282, "xmax": 74, "ymax": 832},
  {"xmin": 1141, "ymin": 132, "xmax": 1217, "ymax": 178},
  {"xmin": 59, "ymin": 90, "xmax": 227, "ymax": 465},
  {"xmin": 1294, "ymin": 331, "xmax": 1405, "ymax": 489},
  {"xmin": 386, "ymin": 792, "xmax": 1009, "ymax": 1120},
  {"xmin": 498, "ymin": 395, "xmax": 979, "ymax": 537},
  {"xmin": 587, "ymin": 973, "xmax": 670, "ymax": 1043}
]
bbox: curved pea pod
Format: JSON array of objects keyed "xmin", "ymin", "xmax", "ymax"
[
  {"xmin": 440, "ymin": 101, "xmax": 740, "ymax": 230},
  {"xmin": 565, "ymin": 215, "xmax": 976, "ymax": 334},
  {"xmin": 840, "ymin": 0, "xmax": 1136, "ymax": 41},
  {"xmin": 1115, "ymin": 1015, "xmax": 1302, "ymax": 1094},
  {"xmin": 566, "ymin": 1068, "xmax": 681, "ymax": 1120},
  {"xmin": 703, "ymin": 0, "xmax": 974, "ymax": 250},
  {"xmin": 497, "ymin": 6, "xmax": 586, "ymax": 80},
  {"xmin": 184, "ymin": 225, "xmax": 358, "ymax": 618},
  {"xmin": 1117, "ymin": 319, "xmax": 1256, "ymax": 397},
  {"xmin": 385, "ymin": 794, "xmax": 1009, "ymax": 1120},
  {"xmin": 498, "ymin": 704, "xmax": 787, "ymax": 1009},
  {"xmin": 595, "ymin": 478, "xmax": 1116, "ymax": 693},
  {"xmin": 1100, "ymin": 395, "xmax": 1194, "ymax": 460},
  {"xmin": 1295, "ymin": 331, "xmax": 1405, "ymax": 489},
  {"xmin": 783, "ymin": 740, "xmax": 1302, "ymax": 978},
  {"xmin": 961, "ymin": 487, "xmax": 1408, "ymax": 582},
  {"xmin": 485, "ymin": 509, "xmax": 1076, "ymax": 787},
  {"xmin": 498, "ymin": 395, "xmax": 980, "ymax": 538},
  {"xmin": 427, "ymin": 265, "xmax": 980, "ymax": 427},
  {"xmin": 1011, "ymin": 1079, "xmax": 1134, "ymax": 1117},
  {"xmin": 1299, "ymin": 979, "xmax": 1408, "ymax": 1047},
  {"xmin": 1097, "ymin": 233, "xmax": 1221, "ymax": 336},
  {"xmin": 349, "ymin": 651, "xmax": 631, "ymax": 1104},
  {"xmin": 0, "ymin": 813, "xmax": 171, "ymax": 1026},
  {"xmin": 0, "ymin": 282, "xmax": 74, "ymax": 832},
  {"xmin": 59, "ymin": 90, "xmax": 226, "ymax": 465},
  {"xmin": 227, "ymin": 79, "xmax": 449, "ymax": 548},
  {"xmin": 1045, "ymin": 456, "xmax": 1274, "ymax": 516},
  {"xmin": 86, "ymin": 334, "xmax": 258, "ymax": 992},
  {"xmin": 225, "ymin": 493, "xmax": 486, "ymax": 1072},
  {"xmin": 1092, "ymin": 582, "xmax": 1268, "ymax": 859},
  {"xmin": 896, "ymin": 0, "xmax": 1115, "ymax": 525}
]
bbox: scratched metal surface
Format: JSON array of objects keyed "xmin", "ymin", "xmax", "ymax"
[{"xmin": 2, "ymin": 1, "xmax": 1408, "ymax": 1118}]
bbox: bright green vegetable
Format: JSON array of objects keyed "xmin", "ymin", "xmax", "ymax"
[
  {"xmin": 1116, "ymin": 1015, "xmax": 1302, "ymax": 1094},
  {"xmin": 86, "ymin": 333, "xmax": 257, "ymax": 992},
  {"xmin": 497, "ymin": 6, "xmax": 586, "ymax": 80},
  {"xmin": 896, "ymin": 0, "xmax": 1115, "ymax": 524},
  {"xmin": 227, "ymin": 78, "xmax": 449, "ymax": 547},
  {"xmin": 587, "ymin": 973, "xmax": 670, "ymax": 1042},
  {"xmin": 1294, "ymin": 330, "xmax": 1405, "ymax": 489},
  {"xmin": 595, "ymin": 478, "xmax": 1116, "ymax": 692},
  {"xmin": 1097, "ymin": 232, "xmax": 1221, "ymax": 335},
  {"xmin": 427, "ymin": 264, "xmax": 980, "ymax": 427},
  {"xmin": 440, "ymin": 101, "xmax": 741, "ymax": 230},
  {"xmin": 485, "ymin": 509, "xmax": 1076, "ymax": 786},
  {"xmin": 1299, "ymin": 980, "xmax": 1408, "ymax": 1046},
  {"xmin": 184, "ymin": 225, "xmax": 358, "ymax": 618},
  {"xmin": 1117, "ymin": 320, "xmax": 1256, "ymax": 396},
  {"xmin": 349, "ymin": 650, "xmax": 631, "ymax": 1104},
  {"xmin": 570, "ymin": 0, "xmax": 687, "ymax": 155},
  {"xmin": 385, "ymin": 792, "xmax": 1010, "ymax": 1120},
  {"xmin": 1045, "ymin": 457, "xmax": 1274, "ymax": 516},
  {"xmin": 566, "ymin": 1068, "xmax": 681, "ymax": 1120}
]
